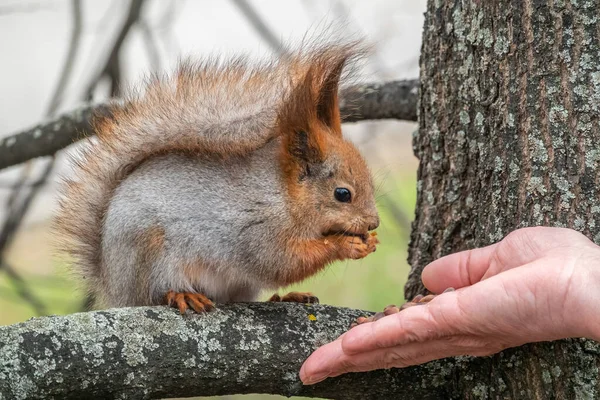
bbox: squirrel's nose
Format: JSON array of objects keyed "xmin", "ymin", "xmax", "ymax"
[{"xmin": 367, "ymin": 215, "xmax": 380, "ymax": 231}]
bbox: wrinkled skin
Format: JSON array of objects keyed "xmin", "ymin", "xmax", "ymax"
[{"xmin": 300, "ymin": 227, "xmax": 600, "ymax": 384}]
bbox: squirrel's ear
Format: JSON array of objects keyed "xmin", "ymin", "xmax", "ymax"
[
  {"xmin": 314, "ymin": 58, "xmax": 345, "ymax": 135},
  {"xmin": 278, "ymin": 70, "xmax": 327, "ymax": 168}
]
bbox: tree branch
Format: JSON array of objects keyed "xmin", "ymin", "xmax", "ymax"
[
  {"xmin": 339, "ymin": 80, "xmax": 419, "ymax": 123},
  {"xmin": 1, "ymin": 302, "xmax": 596, "ymax": 399},
  {"xmin": 0, "ymin": 303, "xmax": 428, "ymax": 399},
  {"xmin": 0, "ymin": 79, "xmax": 418, "ymax": 171},
  {"xmin": 0, "ymin": 104, "xmax": 110, "ymax": 171}
]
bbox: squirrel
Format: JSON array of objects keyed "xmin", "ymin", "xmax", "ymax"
[{"xmin": 54, "ymin": 43, "xmax": 380, "ymax": 314}]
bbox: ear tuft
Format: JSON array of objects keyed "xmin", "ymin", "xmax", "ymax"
[
  {"xmin": 277, "ymin": 43, "xmax": 364, "ymax": 176},
  {"xmin": 315, "ymin": 58, "xmax": 344, "ymax": 134},
  {"xmin": 278, "ymin": 67, "xmax": 327, "ymax": 169}
]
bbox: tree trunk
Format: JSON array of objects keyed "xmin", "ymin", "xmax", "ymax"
[{"xmin": 407, "ymin": 0, "xmax": 600, "ymax": 398}]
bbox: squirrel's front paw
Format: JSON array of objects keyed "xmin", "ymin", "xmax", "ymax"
[
  {"xmin": 337, "ymin": 231, "xmax": 379, "ymax": 260},
  {"xmin": 165, "ymin": 290, "xmax": 215, "ymax": 314}
]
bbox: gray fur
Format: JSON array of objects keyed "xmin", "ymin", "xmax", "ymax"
[{"xmin": 102, "ymin": 139, "xmax": 291, "ymax": 305}]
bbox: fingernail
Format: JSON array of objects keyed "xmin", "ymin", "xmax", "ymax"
[{"xmin": 302, "ymin": 373, "xmax": 329, "ymax": 385}]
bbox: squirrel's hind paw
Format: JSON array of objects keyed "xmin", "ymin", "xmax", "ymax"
[
  {"xmin": 165, "ymin": 290, "xmax": 215, "ymax": 314},
  {"xmin": 268, "ymin": 291, "xmax": 319, "ymax": 304}
]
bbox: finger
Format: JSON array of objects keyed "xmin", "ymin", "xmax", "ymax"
[
  {"xmin": 300, "ymin": 335, "xmax": 345, "ymax": 384},
  {"xmin": 341, "ymin": 300, "xmax": 452, "ymax": 355},
  {"xmin": 422, "ymin": 243, "xmax": 499, "ymax": 293},
  {"xmin": 423, "ymin": 227, "xmax": 588, "ymax": 294},
  {"xmin": 341, "ymin": 282, "xmax": 514, "ymax": 356},
  {"xmin": 425, "ymin": 261, "xmax": 570, "ymax": 342},
  {"xmin": 330, "ymin": 336, "xmax": 500, "ymax": 377},
  {"xmin": 303, "ymin": 335, "xmax": 498, "ymax": 384}
]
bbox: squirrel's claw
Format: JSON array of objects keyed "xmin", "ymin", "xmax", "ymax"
[
  {"xmin": 165, "ymin": 290, "xmax": 215, "ymax": 314},
  {"xmin": 268, "ymin": 291, "xmax": 319, "ymax": 304},
  {"xmin": 349, "ymin": 288, "xmax": 455, "ymax": 329}
]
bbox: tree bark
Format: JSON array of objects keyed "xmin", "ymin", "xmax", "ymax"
[{"xmin": 407, "ymin": 0, "xmax": 600, "ymax": 397}]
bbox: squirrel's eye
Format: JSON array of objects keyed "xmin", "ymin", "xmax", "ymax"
[{"xmin": 334, "ymin": 188, "xmax": 352, "ymax": 203}]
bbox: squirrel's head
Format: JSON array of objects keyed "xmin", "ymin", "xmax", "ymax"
[{"xmin": 278, "ymin": 48, "xmax": 379, "ymax": 239}]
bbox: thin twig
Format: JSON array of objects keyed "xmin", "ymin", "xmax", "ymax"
[
  {"xmin": 46, "ymin": 0, "xmax": 84, "ymax": 115},
  {"xmin": 84, "ymin": 0, "xmax": 146, "ymax": 98},
  {"xmin": 0, "ymin": 0, "xmax": 83, "ymax": 255},
  {"xmin": 140, "ymin": 20, "xmax": 162, "ymax": 72},
  {"xmin": 0, "ymin": 0, "xmax": 84, "ymax": 315},
  {"xmin": 1, "ymin": 262, "xmax": 47, "ymax": 316},
  {"xmin": 230, "ymin": 0, "xmax": 285, "ymax": 56},
  {"xmin": 5, "ymin": 163, "xmax": 33, "ymax": 210},
  {"xmin": 0, "ymin": 180, "xmax": 53, "ymax": 190},
  {"xmin": 0, "ymin": 159, "xmax": 55, "ymax": 258}
]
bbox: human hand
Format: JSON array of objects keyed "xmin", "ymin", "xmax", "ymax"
[{"xmin": 300, "ymin": 227, "xmax": 600, "ymax": 384}]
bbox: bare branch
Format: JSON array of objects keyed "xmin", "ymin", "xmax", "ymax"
[
  {"xmin": 339, "ymin": 80, "xmax": 419, "ymax": 123},
  {"xmin": 0, "ymin": 1, "xmax": 83, "ymax": 316},
  {"xmin": 1, "ymin": 302, "xmax": 593, "ymax": 399},
  {"xmin": 46, "ymin": 0, "xmax": 84, "ymax": 116},
  {"xmin": 140, "ymin": 21, "xmax": 162, "ymax": 72},
  {"xmin": 0, "ymin": 80, "xmax": 418, "ymax": 171},
  {"xmin": 1, "ymin": 0, "xmax": 83, "ymax": 221},
  {"xmin": 1, "ymin": 262, "xmax": 47, "ymax": 316},
  {"xmin": 84, "ymin": 0, "xmax": 147, "ymax": 98},
  {"xmin": 0, "ymin": 104, "xmax": 111, "ymax": 171},
  {"xmin": 0, "ymin": 160, "xmax": 55, "ymax": 316},
  {"xmin": 231, "ymin": 0, "xmax": 285, "ymax": 56},
  {"xmin": 0, "ymin": 159, "xmax": 54, "ymax": 253}
]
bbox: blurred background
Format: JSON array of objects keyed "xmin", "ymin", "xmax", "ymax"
[{"xmin": 0, "ymin": 0, "xmax": 424, "ymax": 331}]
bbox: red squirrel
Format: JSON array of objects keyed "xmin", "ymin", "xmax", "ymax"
[{"xmin": 54, "ymin": 43, "xmax": 380, "ymax": 314}]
